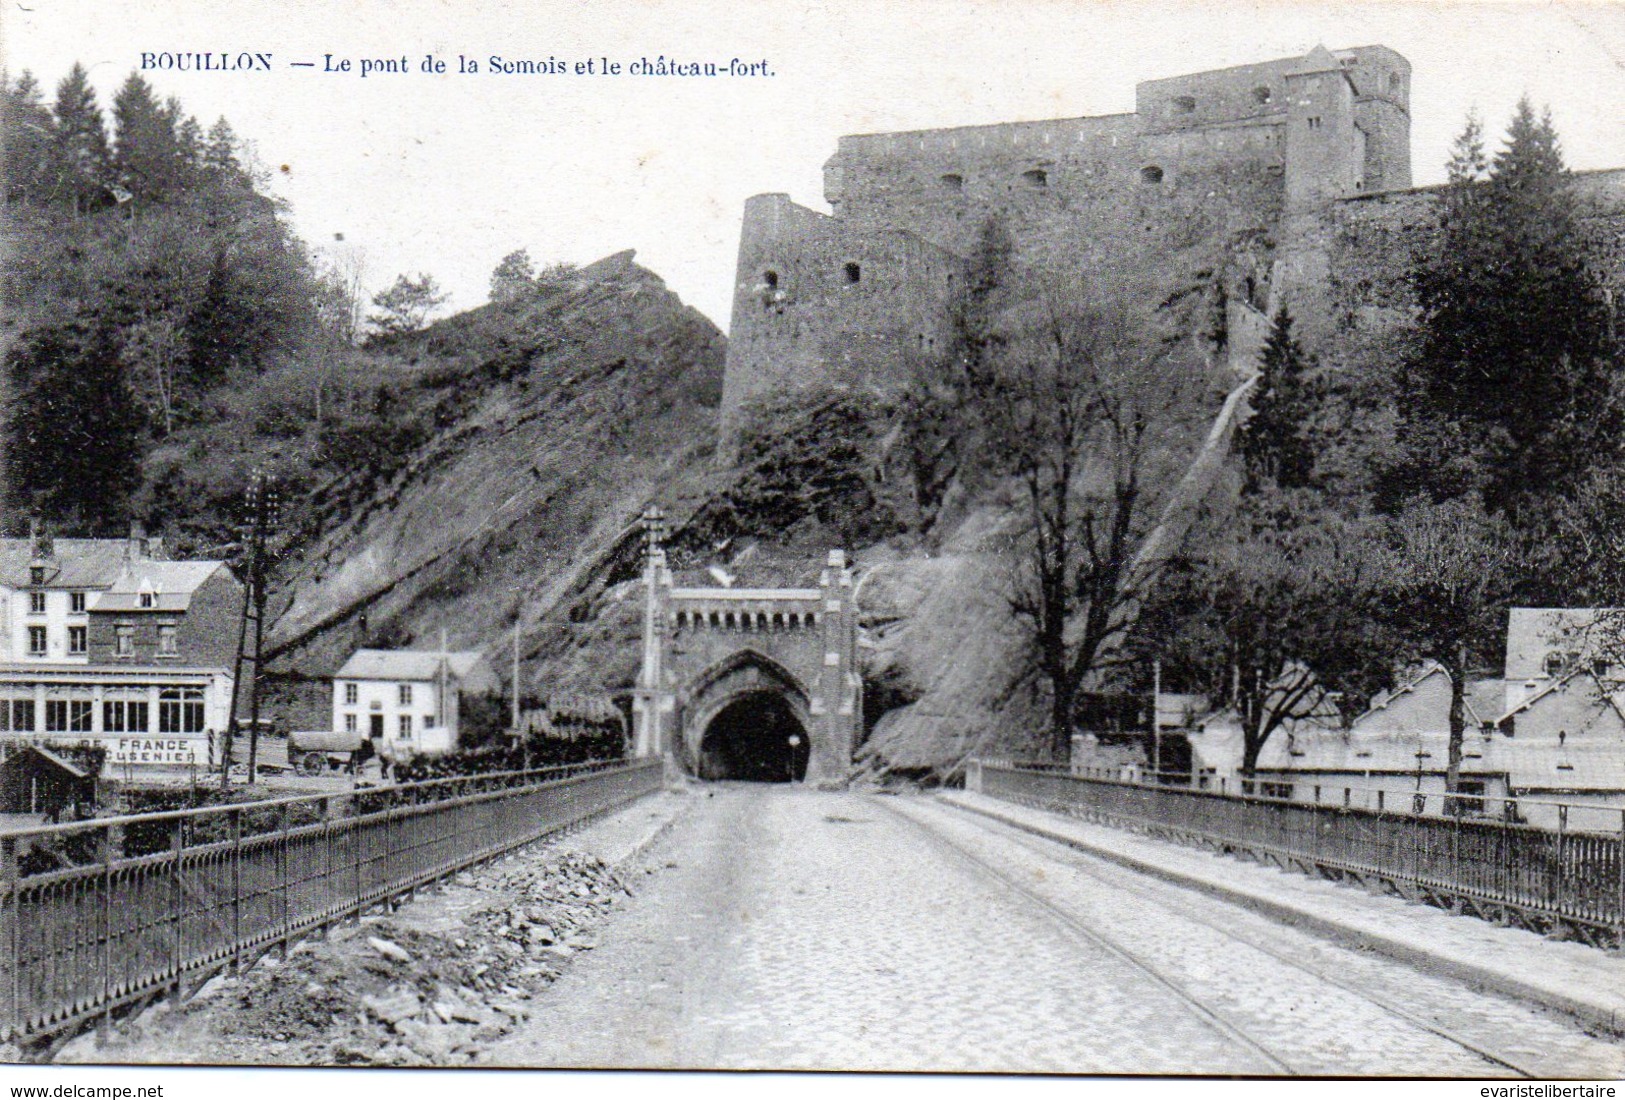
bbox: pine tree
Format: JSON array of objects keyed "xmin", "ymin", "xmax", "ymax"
[
  {"xmin": 368, "ymin": 273, "xmax": 449, "ymax": 337},
  {"xmin": 1398, "ymin": 99, "xmax": 1619, "ymax": 512},
  {"xmin": 51, "ymin": 63, "xmax": 110, "ymax": 213},
  {"xmin": 1239, "ymin": 307, "xmax": 1315, "ymax": 491},
  {"xmin": 202, "ymin": 117, "xmax": 249, "ymax": 189},
  {"xmin": 3, "ymin": 72, "xmax": 59, "ymax": 205},
  {"xmin": 6, "ymin": 323, "xmax": 144, "ymax": 532},
  {"xmin": 112, "ymin": 73, "xmax": 181, "ymax": 204},
  {"xmin": 489, "ymin": 248, "xmax": 537, "ymax": 304}
]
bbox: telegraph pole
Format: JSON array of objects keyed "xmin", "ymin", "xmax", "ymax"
[{"xmin": 224, "ymin": 471, "xmax": 279, "ymax": 789}]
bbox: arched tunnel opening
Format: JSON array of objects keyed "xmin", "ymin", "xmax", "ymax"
[{"xmin": 696, "ymin": 692, "xmax": 810, "ymax": 782}]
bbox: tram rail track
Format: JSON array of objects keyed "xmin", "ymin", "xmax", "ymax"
[{"xmin": 879, "ymin": 794, "xmax": 1548, "ymax": 1078}]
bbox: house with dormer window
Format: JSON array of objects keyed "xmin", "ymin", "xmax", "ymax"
[{"xmin": 0, "ymin": 527, "xmax": 241, "ymax": 770}]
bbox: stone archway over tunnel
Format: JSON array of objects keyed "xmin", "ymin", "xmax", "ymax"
[
  {"xmin": 633, "ymin": 545, "xmax": 863, "ymax": 787},
  {"xmin": 697, "ymin": 691, "xmax": 811, "ymax": 782}
]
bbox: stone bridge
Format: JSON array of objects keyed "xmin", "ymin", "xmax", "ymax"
[{"xmin": 631, "ymin": 514, "xmax": 860, "ymax": 785}]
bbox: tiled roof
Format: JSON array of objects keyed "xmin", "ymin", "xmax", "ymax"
[
  {"xmin": 94, "ymin": 562, "xmax": 226, "ymax": 612},
  {"xmin": 0, "ymin": 539, "xmax": 136, "ymax": 589},
  {"xmin": 1464, "ymin": 679, "xmax": 1505, "ymax": 727},
  {"xmin": 335, "ymin": 649, "xmax": 490, "ymax": 682},
  {"xmin": 1251, "ymin": 727, "xmax": 1625, "ymax": 793},
  {"xmin": 1350, "ymin": 663, "xmax": 1499, "ymax": 731},
  {"xmin": 1247, "ymin": 669, "xmax": 1625, "ymax": 794}
]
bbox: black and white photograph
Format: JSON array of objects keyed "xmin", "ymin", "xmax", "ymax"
[{"xmin": 2, "ymin": 0, "xmax": 1625, "ymax": 1083}]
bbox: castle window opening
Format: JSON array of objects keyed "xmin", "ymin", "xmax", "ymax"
[
  {"xmin": 1253, "ymin": 86, "xmax": 1272, "ymax": 105},
  {"xmin": 844, "ymin": 262, "xmax": 861, "ymax": 284},
  {"xmin": 763, "ymin": 270, "xmax": 779, "ymax": 289},
  {"xmin": 1023, "ymin": 168, "xmax": 1048, "ymax": 189},
  {"xmin": 1174, "ymin": 95, "xmax": 1197, "ymax": 114},
  {"xmin": 1141, "ymin": 165, "xmax": 1164, "ymax": 184},
  {"xmin": 940, "ymin": 173, "xmax": 963, "ymax": 192},
  {"xmin": 1307, "ymin": 117, "xmax": 1323, "ymax": 130}
]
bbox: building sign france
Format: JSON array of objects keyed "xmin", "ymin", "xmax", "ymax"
[{"xmin": 107, "ymin": 736, "xmax": 204, "ymax": 765}]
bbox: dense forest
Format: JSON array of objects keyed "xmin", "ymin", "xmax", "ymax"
[{"xmin": 0, "ymin": 64, "xmax": 519, "ymax": 557}]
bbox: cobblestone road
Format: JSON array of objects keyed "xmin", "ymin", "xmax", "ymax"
[{"xmin": 488, "ymin": 785, "xmax": 1625, "ymax": 1074}]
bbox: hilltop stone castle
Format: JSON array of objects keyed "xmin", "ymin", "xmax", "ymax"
[{"xmin": 720, "ymin": 45, "xmax": 1625, "ymax": 440}]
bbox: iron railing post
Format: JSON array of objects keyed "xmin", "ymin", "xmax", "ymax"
[
  {"xmin": 170, "ymin": 817, "xmax": 184, "ymax": 1004},
  {"xmin": 1616, "ymin": 808, "xmax": 1624, "ymax": 951},
  {"xmin": 97, "ymin": 823, "xmax": 119, "ymax": 1044},
  {"xmin": 229, "ymin": 809, "xmax": 242, "ymax": 973},
  {"xmin": 351, "ymin": 794, "xmax": 363, "ymax": 923},
  {"xmin": 1451, "ymin": 797, "xmax": 1461, "ymax": 901},
  {"xmin": 2, "ymin": 835, "xmax": 18, "ymax": 1043},
  {"xmin": 318, "ymin": 796, "xmax": 332, "ymax": 932},
  {"xmin": 1556, "ymin": 804, "xmax": 1568, "ymax": 914},
  {"xmin": 277, "ymin": 802, "xmax": 291, "ymax": 956}
]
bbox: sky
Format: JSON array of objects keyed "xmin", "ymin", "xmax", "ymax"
[{"xmin": 5, "ymin": 0, "xmax": 1624, "ymax": 333}]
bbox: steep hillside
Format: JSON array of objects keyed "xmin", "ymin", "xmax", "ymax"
[
  {"xmin": 259, "ymin": 228, "xmax": 1233, "ymax": 776},
  {"xmin": 265, "ymin": 251, "xmax": 725, "ymax": 719}
]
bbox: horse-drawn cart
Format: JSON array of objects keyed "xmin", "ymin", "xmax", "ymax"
[{"xmin": 287, "ymin": 730, "xmax": 368, "ymax": 776}]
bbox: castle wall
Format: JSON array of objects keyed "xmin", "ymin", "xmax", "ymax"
[
  {"xmin": 721, "ymin": 194, "xmax": 960, "ymax": 438},
  {"xmin": 1278, "ymin": 168, "xmax": 1625, "ymax": 353},
  {"xmin": 1137, "ymin": 57, "xmax": 1297, "ymax": 135},
  {"xmin": 722, "ymin": 46, "xmax": 1425, "ymax": 440},
  {"xmin": 827, "ymin": 114, "xmax": 1142, "ymax": 257}
]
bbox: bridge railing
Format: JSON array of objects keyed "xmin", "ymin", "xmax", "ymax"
[
  {"xmin": 0, "ymin": 757, "xmax": 664, "ymax": 1049},
  {"xmin": 970, "ymin": 761, "xmax": 1625, "ymax": 949}
]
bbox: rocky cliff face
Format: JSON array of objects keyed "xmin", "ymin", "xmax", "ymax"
[
  {"xmin": 265, "ymin": 251, "xmax": 726, "ymax": 723},
  {"xmin": 263, "ymin": 244, "xmax": 1226, "ymax": 774}
]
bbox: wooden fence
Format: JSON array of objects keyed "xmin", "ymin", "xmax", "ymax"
[
  {"xmin": 0, "ymin": 758, "xmax": 663, "ymax": 1049},
  {"xmin": 973, "ymin": 761, "xmax": 1625, "ymax": 949}
]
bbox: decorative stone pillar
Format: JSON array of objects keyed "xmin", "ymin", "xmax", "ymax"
[{"xmin": 632, "ymin": 506, "xmax": 675, "ymax": 761}]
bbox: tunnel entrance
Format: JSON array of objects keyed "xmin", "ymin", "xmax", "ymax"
[{"xmin": 696, "ymin": 692, "xmax": 810, "ymax": 782}]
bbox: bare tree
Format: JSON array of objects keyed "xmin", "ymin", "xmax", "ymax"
[
  {"xmin": 1372, "ymin": 495, "xmax": 1524, "ymax": 804},
  {"xmin": 1157, "ymin": 496, "xmax": 1390, "ymax": 776},
  {"xmin": 327, "ymin": 240, "xmax": 368, "ymax": 346},
  {"xmin": 982, "ymin": 293, "xmax": 1198, "ymax": 761},
  {"xmin": 120, "ymin": 313, "xmax": 184, "ymax": 436}
]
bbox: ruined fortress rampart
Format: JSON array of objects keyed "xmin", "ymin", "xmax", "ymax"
[{"xmin": 720, "ymin": 44, "xmax": 1625, "ymax": 442}]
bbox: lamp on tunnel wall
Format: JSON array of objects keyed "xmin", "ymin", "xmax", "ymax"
[{"xmin": 787, "ymin": 733, "xmax": 802, "ymax": 784}]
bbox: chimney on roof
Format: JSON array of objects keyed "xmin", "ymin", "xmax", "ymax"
[
  {"xmin": 128, "ymin": 521, "xmax": 147, "ymax": 561},
  {"xmin": 30, "ymin": 519, "xmax": 53, "ymax": 561}
]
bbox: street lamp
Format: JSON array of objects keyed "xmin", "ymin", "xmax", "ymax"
[{"xmin": 787, "ymin": 733, "xmax": 802, "ymax": 783}]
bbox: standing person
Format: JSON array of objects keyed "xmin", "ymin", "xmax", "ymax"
[{"xmin": 349, "ymin": 735, "xmax": 375, "ymax": 778}]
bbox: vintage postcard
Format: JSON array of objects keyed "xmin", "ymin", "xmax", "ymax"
[{"xmin": 2, "ymin": 0, "xmax": 1625, "ymax": 1089}]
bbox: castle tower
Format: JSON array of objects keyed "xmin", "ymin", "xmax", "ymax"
[
  {"xmin": 1343, "ymin": 46, "xmax": 1413, "ymax": 193},
  {"xmin": 1283, "ymin": 45, "xmax": 1363, "ymax": 209}
]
